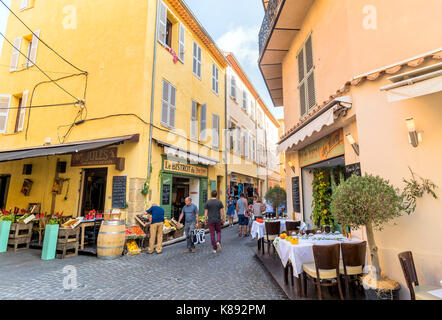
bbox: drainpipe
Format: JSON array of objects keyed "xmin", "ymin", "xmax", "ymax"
[
  {"xmin": 147, "ymin": 0, "xmax": 160, "ymax": 194},
  {"xmin": 224, "ymin": 71, "xmax": 228, "ymax": 204}
]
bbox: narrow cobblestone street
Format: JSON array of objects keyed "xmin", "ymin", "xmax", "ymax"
[{"xmin": 0, "ymin": 226, "xmax": 287, "ymax": 300}]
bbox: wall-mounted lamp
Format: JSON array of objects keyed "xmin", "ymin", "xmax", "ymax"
[
  {"xmin": 288, "ymin": 161, "xmax": 296, "ymax": 174},
  {"xmin": 405, "ymin": 118, "xmax": 422, "ymax": 148},
  {"xmin": 345, "ymin": 133, "xmax": 360, "ymax": 156}
]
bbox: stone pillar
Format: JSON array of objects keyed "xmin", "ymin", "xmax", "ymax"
[{"xmin": 127, "ymin": 178, "xmax": 146, "ymax": 226}]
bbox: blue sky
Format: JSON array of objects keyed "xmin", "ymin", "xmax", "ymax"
[{"xmin": 0, "ymin": 0, "xmax": 282, "ymax": 119}]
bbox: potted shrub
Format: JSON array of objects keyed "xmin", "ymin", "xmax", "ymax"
[
  {"xmin": 41, "ymin": 218, "xmax": 60, "ymax": 260},
  {"xmin": 0, "ymin": 213, "xmax": 14, "ymax": 253},
  {"xmin": 330, "ymin": 173, "xmax": 437, "ymax": 300},
  {"xmin": 264, "ymin": 186, "xmax": 287, "ymax": 217}
]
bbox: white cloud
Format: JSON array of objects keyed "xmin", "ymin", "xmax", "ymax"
[{"xmin": 216, "ymin": 25, "xmax": 260, "ymax": 66}]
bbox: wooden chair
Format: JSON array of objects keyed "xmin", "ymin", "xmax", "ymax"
[
  {"xmin": 33, "ymin": 217, "xmax": 49, "ymax": 245},
  {"xmin": 264, "ymin": 221, "xmax": 280, "ymax": 256},
  {"xmin": 285, "ymin": 221, "xmax": 301, "ymax": 235},
  {"xmin": 340, "ymin": 241, "xmax": 366, "ymax": 297},
  {"xmin": 304, "ymin": 230, "xmax": 318, "ymax": 235},
  {"xmin": 302, "ymin": 244, "xmax": 344, "ymax": 300},
  {"xmin": 398, "ymin": 251, "xmax": 442, "ymax": 300}
]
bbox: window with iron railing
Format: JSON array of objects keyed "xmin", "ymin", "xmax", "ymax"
[{"xmin": 258, "ymin": 0, "xmax": 283, "ymax": 53}]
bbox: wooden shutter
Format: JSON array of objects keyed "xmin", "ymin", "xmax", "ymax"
[
  {"xmin": 231, "ymin": 75, "xmax": 236, "ymax": 99},
  {"xmin": 197, "ymin": 45, "xmax": 202, "ymax": 78},
  {"xmin": 212, "ymin": 64, "xmax": 218, "ymax": 94},
  {"xmin": 10, "ymin": 37, "xmax": 22, "ymax": 72},
  {"xmin": 307, "ymin": 72, "xmax": 316, "ymax": 109},
  {"xmin": 212, "ymin": 114, "xmax": 219, "ymax": 148},
  {"xmin": 244, "ymin": 131, "xmax": 249, "ymax": 158},
  {"xmin": 305, "ymin": 36, "xmax": 314, "ymax": 72},
  {"xmin": 20, "ymin": 0, "xmax": 28, "ymax": 10},
  {"xmin": 200, "ymin": 103, "xmax": 207, "ymax": 140},
  {"xmin": 300, "ymin": 82, "xmax": 307, "ymax": 116},
  {"xmin": 191, "ymin": 100, "xmax": 198, "ymax": 140},
  {"xmin": 169, "ymin": 84, "xmax": 176, "ymax": 128},
  {"xmin": 28, "ymin": 30, "xmax": 40, "ymax": 68},
  {"xmin": 16, "ymin": 90, "xmax": 28, "ymax": 132},
  {"xmin": 179, "ymin": 23, "xmax": 185, "ymax": 61},
  {"xmin": 192, "ymin": 42, "xmax": 198, "ymax": 76},
  {"xmin": 297, "ymin": 48, "xmax": 304, "ymax": 82},
  {"xmin": 158, "ymin": 1, "xmax": 167, "ymax": 45},
  {"xmin": 161, "ymin": 80, "xmax": 169, "ymax": 125},
  {"xmin": 242, "ymin": 91, "xmax": 247, "ymax": 110},
  {"xmin": 0, "ymin": 95, "xmax": 11, "ymax": 133},
  {"xmin": 235, "ymin": 128, "xmax": 240, "ymax": 153},
  {"xmin": 215, "ymin": 67, "xmax": 219, "ymax": 93}
]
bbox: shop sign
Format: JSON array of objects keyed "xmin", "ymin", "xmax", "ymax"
[
  {"xmin": 299, "ymin": 129, "xmax": 344, "ymax": 167},
  {"xmin": 71, "ymin": 148, "xmax": 118, "ymax": 167},
  {"xmin": 163, "ymin": 159, "xmax": 208, "ymax": 177}
]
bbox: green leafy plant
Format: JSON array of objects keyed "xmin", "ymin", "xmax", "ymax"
[
  {"xmin": 0, "ymin": 214, "xmax": 15, "ymax": 222},
  {"xmin": 47, "ymin": 218, "xmax": 60, "ymax": 225},
  {"xmin": 402, "ymin": 167, "xmax": 438, "ymax": 215},
  {"xmin": 265, "ymin": 186, "xmax": 287, "ymax": 215},
  {"xmin": 311, "ymin": 169, "xmax": 334, "ymax": 228},
  {"xmin": 330, "ymin": 172, "xmax": 438, "ymax": 288}
]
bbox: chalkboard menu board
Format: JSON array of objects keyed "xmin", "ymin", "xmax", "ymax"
[
  {"xmin": 202, "ymin": 189, "xmax": 208, "ymax": 205},
  {"xmin": 345, "ymin": 163, "xmax": 361, "ymax": 180},
  {"xmin": 291, "ymin": 177, "xmax": 301, "ymax": 213},
  {"xmin": 162, "ymin": 184, "xmax": 171, "ymax": 206},
  {"xmin": 112, "ymin": 176, "xmax": 127, "ymax": 209}
]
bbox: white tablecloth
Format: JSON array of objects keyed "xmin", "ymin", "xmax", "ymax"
[
  {"xmin": 250, "ymin": 220, "xmax": 295, "ymax": 239},
  {"xmin": 275, "ymin": 236, "xmax": 363, "ymax": 278}
]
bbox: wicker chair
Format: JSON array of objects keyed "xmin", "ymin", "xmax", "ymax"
[
  {"xmin": 340, "ymin": 241, "xmax": 366, "ymax": 297},
  {"xmin": 302, "ymin": 244, "xmax": 344, "ymax": 300},
  {"xmin": 264, "ymin": 221, "xmax": 280, "ymax": 255},
  {"xmin": 398, "ymin": 251, "xmax": 441, "ymax": 300}
]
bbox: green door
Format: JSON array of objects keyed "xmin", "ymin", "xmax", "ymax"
[
  {"xmin": 199, "ymin": 178, "xmax": 208, "ymax": 216},
  {"xmin": 210, "ymin": 180, "xmax": 217, "ymax": 193},
  {"xmin": 161, "ymin": 173, "xmax": 173, "ymax": 219}
]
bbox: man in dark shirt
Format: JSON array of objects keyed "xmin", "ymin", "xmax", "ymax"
[
  {"xmin": 204, "ymin": 190, "xmax": 225, "ymax": 253},
  {"xmin": 147, "ymin": 203, "xmax": 165, "ymax": 254}
]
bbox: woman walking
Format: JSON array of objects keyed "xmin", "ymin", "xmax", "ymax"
[
  {"xmin": 226, "ymin": 196, "xmax": 236, "ymax": 227},
  {"xmin": 236, "ymin": 193, "xmax": 249, "ymax": 237}
]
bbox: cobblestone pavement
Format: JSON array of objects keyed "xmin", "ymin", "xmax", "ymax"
[{"xmin": 0, "ymin": 226, "xmax": 287, "ymax": 300}]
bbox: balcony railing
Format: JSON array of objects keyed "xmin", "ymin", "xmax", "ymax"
[{"xmin": 258, "ymin": 0, "xmax": 283, "ymax": 54}]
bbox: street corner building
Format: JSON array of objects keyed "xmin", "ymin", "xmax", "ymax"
[
  {"xmin": 0, "ymin": 0, "xmax": 283, "ymax": 228},
  {"xmin": 258, "ymin": 0, "xmax": 442, "ymax": 299}
]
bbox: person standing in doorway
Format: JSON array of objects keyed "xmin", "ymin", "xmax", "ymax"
[
  {"xmin": 146, "ymin": 203, "xmax": 165, "ymax": 254},
  {"xmin": 226, "ymin": 196, "xmax": 236, "ymax": 227},
  {"xmin": 204, "ymin": 190, "xmax": 225, "ymax": 253},
  {"xmin": 178, "ymin": 197, "xmax": 199, "ymax": 253},
  {"xmin": 236, "ymin": 193, "xmax": 249, "ymax": 237}
]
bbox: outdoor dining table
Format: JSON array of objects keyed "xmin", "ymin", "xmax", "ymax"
[
  {"xmin": 251, "ymin": 219, "xmax": 294, "ymax": 253},
  {"xmin": 275, "ymin": 234, "xmax": 364, "ymax": 297}
]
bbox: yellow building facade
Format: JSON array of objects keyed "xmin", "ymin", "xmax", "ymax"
[{"xmin": 0, "ymin": 0, "xmax": 227, "ymax": 223}]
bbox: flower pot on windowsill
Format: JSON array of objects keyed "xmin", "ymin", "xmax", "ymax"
[
  {"xmin": 41, "ymin": 224, "xmax": 59, "ymax": 260},
  {"xmin": 0, "ymin": 221, "xmax": 12, "ymax": 253},
  {"xmin": 362, "ymin": 274, "xmax": 401, "ymax": 300}
]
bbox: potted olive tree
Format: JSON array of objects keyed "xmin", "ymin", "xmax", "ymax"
[
  {"xmin": 330, "ymin": 173, "xmax": 437, "ymax": 300},
  {"xmin": 265, "ymin": 186, "xmax": 287, "ymax": 217}
]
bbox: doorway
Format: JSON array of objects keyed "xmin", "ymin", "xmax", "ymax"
[
  {"xmin": 81, "ymin": 168, "xmax": 108, "ymax": 216},
  {"xmin": 172, "ymin": 176, "xmax": 190, "ymax": 221},
  {"xmin": 0, "ymin": 175, "xmax": 10, "ymax": 210}
]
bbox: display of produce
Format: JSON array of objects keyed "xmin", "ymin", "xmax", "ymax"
[
  {"xmin": 126, "ymin": 240, "xmax": 141, "ymax": 255},
  {"xmin": 62, "ymin": 218, "xmax": 81, "ymax": 229},
  {"xmin": 125, "ymin": 226, "xmax": 146, "ymax": 240}
]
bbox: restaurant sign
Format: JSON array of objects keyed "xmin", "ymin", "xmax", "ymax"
[
  {"xmin": 163, "ymin": 159, "xmax": 208, "ymax": 177},
  {"xmin": 299, "ymin": 129, "xmax": 344, "ymax": 167},
  {"xmin": 71, "ymin": 148, "xmax": 118, "ymax": 167}
]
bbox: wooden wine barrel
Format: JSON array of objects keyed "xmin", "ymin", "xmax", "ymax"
[{"xmin": 97, "ymin": 220, "xmax": 125, "ymax": 260}]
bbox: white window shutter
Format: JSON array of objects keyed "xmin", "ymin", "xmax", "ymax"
[
  {"xmin": 161, "ymin": 80, "xmax": 169, "ymax": 125},
  {"xmin": 0, "ymin": 95, "xmax": 11, "ymax": 133},
  {"xmin": 158, "ymin": 1, "xmax": 168, "ymax": 45},
  {"xmin": 28, "ymin": 30, "xmax": 40, "ymax": 68},
  {"xmin": 169, "ymin": 85, "xmax": 176, "ymax": 128},
  {"xmin": 212, "ymin": 114, "xmax": 219, "ymax": 148},
  {"xmin": 235, "ymin": 128, "xmax": 241, "ymax": 153},
  {"xmin": 231, "ymin": 75, "xmax": 236, "ymax": 100},
  {"xmin": 191, "ymin": 100, "xmax": 197, "ymax": 140},
  {"xmin": 242, "ymin": 91, "xmax": 247, "ymax": 110},
  {"xmin": 244, "ymin": 132, "xmax": 249, "ymax": 158},
  {"xmin": 200, "ymin": 104, "xmax": 207, "ymax": 140},
  {"xmin": 179, "ymin": 23, "xmax": 185, "ymax": 61},
  {"xmin": 192, "ymin": 42, "xmax": 197, "ymax": 75},
  {"xmin": 197, "ymin": 46, "xmax": 202, "ymax": 78},
  {"xmin": 17, "ymin": 90, "xmax": 28, "ymax": 132},
  {"xmin": 10, "ymin": 37, "xmax": 22, "ymax": 72},
  {"xmin": 20, "ymin": 0, "xmax": 28, "ymax": 10}
]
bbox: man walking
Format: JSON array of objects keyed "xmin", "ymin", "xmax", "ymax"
[
  {"xmin": 236, "ymin": 193, "xmax": 249, "ymax": 237},
  {"xmin": 146, "ymin": 203, "xmax": 165, "ymax": 254},
  {"xmin": 178, "ymin": 197, "xmax": 199, "ymax": 253},
  {"xmin": 204, "ymin": 190, "xmax": 225, "ymax": 253}
]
